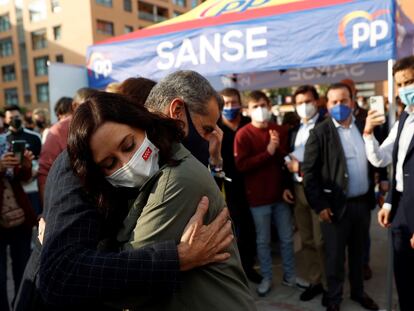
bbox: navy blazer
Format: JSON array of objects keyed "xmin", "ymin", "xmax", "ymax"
[
  {"xmin": 386, "ymin": 111, "xmax": 414, "ymax": 233},
  {"xmin": 37, "ymin": 151, "xmax": 180, "ymax": 308}
]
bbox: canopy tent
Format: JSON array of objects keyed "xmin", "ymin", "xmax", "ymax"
[{"xmin": 87, "ymin": 0, "xmax": 396, "ymax": 90}]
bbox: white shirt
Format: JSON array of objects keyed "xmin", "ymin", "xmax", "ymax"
[
  {"xmin": 292, "ymin": 113, "xmax": 319, "ymax": 182},
  {"xmin": 333, "ymin": 118, "xmax": 369, "ymax": 198},
  {"xmin": 363, "ymin": 109, "xmax": 414, "ymax": 209}
]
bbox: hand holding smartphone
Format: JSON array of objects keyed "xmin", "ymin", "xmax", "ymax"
[{"xmin": 369, "ymin": 96, "xmax": 385, "ymax": 125}]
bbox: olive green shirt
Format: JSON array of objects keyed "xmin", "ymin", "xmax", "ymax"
[{"xmin": 117, "ymin": 143, "xmax": 256, "ymax": 311}]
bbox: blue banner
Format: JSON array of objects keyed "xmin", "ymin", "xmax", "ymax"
[{"xmin": 87, "ymin": 0, "xmax": 395, "ymax": 89}]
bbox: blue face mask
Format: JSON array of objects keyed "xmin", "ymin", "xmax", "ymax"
[
  {"xmin": 329, "ymin": 104, "xmax": 352, "ymax": 122},
  {"xmin": 222, "ymin": 107, "xmax": 240, "ymax": 121},
  {"xmin": 399, "ymin": 85, "xmax": 414, "ymax": 106}
]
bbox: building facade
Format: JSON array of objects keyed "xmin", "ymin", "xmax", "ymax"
[{"xmin": 0, "ymin": 0, "xmax": 200, "ymax": 110}]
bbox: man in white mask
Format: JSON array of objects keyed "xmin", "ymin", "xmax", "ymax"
[
  {"xmin": 234, "ymin": 90, "xmax": 308, "ymax": 297},
  {"xmin": 285, "ymin": 85, "xmax": 327, "ymax": 304}
]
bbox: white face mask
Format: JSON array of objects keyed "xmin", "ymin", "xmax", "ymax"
[
  {"xmin": 296, "ymin": 102, "xmax": 317, "ymax": 120},
  {"xmin": 399, "ymin": 84, "xmax": 414, "ymax": 106},
  {"xmin": 251, "ymin": 107, "xmax": 271, "ymax": 122},
  {"xmin": 105, "ymin": 134, "xmax": 159, "ymax": 188}
]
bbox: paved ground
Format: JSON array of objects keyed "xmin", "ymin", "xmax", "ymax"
[
  {"xmin": 7, "ymin": 211, "xmax": 399, "ymax": 310},
  {"xmin": 250, "ymin": 210, "xmax": 399, "ymax": 311}
]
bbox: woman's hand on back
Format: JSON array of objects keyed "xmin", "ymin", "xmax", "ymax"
[{"xmin": 178, "ymin": 196, "xmax": 233, "ymax": 271}]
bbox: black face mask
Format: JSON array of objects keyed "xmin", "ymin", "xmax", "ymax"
[
  {"xmin": 182, "ymin": 105, "xmax": 209, "ymax": 167},
  {"xmin": 35, "ymin": 120, "xmax": 46, "ymax": 129},
  {"xmin": 9, "ymin": 116, "xmax": 22, "ymax": 131}
]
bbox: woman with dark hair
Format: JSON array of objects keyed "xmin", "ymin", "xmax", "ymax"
[
  {"xmin": 116, "ymin": 77, "xmax": 156, "ymax": 107},
  {"xmin": 67, "ymin": 92, "xmax": 255, "ymax": 311}
]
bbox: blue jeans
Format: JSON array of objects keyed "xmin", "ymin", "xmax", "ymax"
[{"xmin": 250, "ymin": 201, "xmax": 296, "ymax": 282}]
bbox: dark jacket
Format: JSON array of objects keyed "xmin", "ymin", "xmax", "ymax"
[
  {"xmin": 0, "ymin": 164, "xmax": 36, "ymax": 232},
  {"xmin": 16, "ymin": 151, "xmax": 181, "ymax": 311},
  {"xmin": 117, "ymin": 143, "xmax": 255, "ymax": 311},
  {"xmin": 219, "ymin": 116, "xmax": 250, "ymax": 217},
  {"xmin": 6, "ymin": 128, "xmax": 42, "ymax": 158},
  {"xmin": 302, "ymin": 117, "xmax": 376, "ymax": 220},
  {"xmin": 386, "ymin": 111, "xmax": 414, "ymax": 233}
]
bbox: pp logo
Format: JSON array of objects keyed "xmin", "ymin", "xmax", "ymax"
[
  {"xmin": 87, "ymin": 52, "xmax": 112, "ymax": 79},
  {"xmin": 142, "ymin": 147, "xmax": 153, "ymax": 161},
  {"xmin": 338, "ymin": 10, "xmax": 390, "ymax": 49}
]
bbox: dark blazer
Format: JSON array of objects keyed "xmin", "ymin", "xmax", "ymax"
[
  {"xmin": 386, "ymin": 111, "xmax": 414, "ymax": 232},
  {"xmin": 302, "ymin": 117, "xmax": 376, "ymax": 221},
  {"xmin": 17, "ymin": 151, "xmax": 181, "ymax": 310}
]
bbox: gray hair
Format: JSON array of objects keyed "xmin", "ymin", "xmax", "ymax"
[{"xmin": 145, "ymin": 70, "xmax": 222, "ymax": 115}]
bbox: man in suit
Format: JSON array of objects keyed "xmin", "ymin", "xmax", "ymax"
[
  {"xmin": 285, "ymin": 85, "xmax": 327, "ymax": 303},
  {"xmin": 302, "ymin": 83, "xmax": 379, "ymax": 311},
  {"xmin": 364, "ymin": 55, "xmax": 414, "ymax": 311},
  {"xmin": 341, "ymin": 79, "xmax": 389, "ymax": 281}
]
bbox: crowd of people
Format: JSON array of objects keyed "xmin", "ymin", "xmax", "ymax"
[{"xmin": 1, "ymin": 55, "xmax": 414, "ymax": 311}]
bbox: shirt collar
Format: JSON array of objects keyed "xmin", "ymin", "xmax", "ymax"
[
  {"xmin": 331, "ymin": 116, "xmax": 355, "ymax": 129},
  {"xmin": 301, "ymin": 112, "xmax": 319, "ymax": 126},
  {"xmin": 404, "ymin": 106, "xmax": 414, "ymax": 116}
]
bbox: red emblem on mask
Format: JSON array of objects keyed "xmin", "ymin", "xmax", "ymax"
[{"xmin": 142, "ymin": 147, "xmax": 152, "ymax": 161}]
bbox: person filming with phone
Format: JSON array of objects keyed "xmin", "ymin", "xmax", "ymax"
[
  {"xmin": 4, "ymin": 105, "xmax": 42, "ymax": 216},
  {"xmin": 363, "ymin": 55, "xmax": 414, "ymax": 311},
  {"xmin": 0, "ymin": 134, "xmax": 36, "ymax": 311}
]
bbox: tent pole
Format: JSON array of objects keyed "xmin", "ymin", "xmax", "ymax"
[
  {"xmin": 386, "ymin": 58, "xmax": 395, "ymax": 311},
  {"xmin": 388, "ymin": 59, "xmax": 396, "ymax": 127}
]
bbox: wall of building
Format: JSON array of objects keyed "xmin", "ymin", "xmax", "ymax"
[
  {"xmin": 0, "ymin": 0, "xmax": 24, "ymax": 106},
  {"xmin": 0, "ymin": 0, "xmax": 200, "ymax": 111}
]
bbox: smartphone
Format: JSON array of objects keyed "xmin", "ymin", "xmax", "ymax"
[
  {"xmin": 11, "ymin": 140, "xmax": 26, "ymax": 163},
  {"xmin": 369, "ymin": 96, "xmax": 385, "ymax": 115}
]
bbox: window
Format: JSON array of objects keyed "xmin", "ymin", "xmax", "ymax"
[
  {"xmin": 29, "ymin": 0, "xmax": 47, "ymax": 22},
  {"xmin": 4, "ymin": 88, "xmax": 18, "ymax": 106},
  {"xmin": 0, "ymin": 37, "xmax": 13, "ymax": 57},
  {"xmin": 124, "ymin": 25, "xmax": 133, "ymax": 33},
  {"xmin": 173, "ymin": 11, "xmax": 181, "ymax": 17},
  {"xmin": 53, "ymin": 25, "xmax": 61, "ymax": 40},
  {"xmin": 51, "ymin": 0, "xmax": 61, "ymax": 13},
  {"xmin": 0, "ymin": 14, "xmax": 11, "ymax": 32},
  {"xmin": 2, "ymin": 64, "xmax": 16, "ymax": 81},
  {"xmin": 96, "ymin": 0, "xmax": 112, "ymax": 7},
  {"xmin": 96, "ymin": 20, "xmax": 114, "ymax": 35},
  {"xmin": 138, "ymin": 2, "xmax": 168, "ymax": 22},
  {"xmin": 138, "ymin": 1, "xmax": 154, "ymax": 21},
  {"xmin": 36, "ymin": 83, "xmax": 49, "ymax": 103},
  {"xmin": 173, "ymin": 0, "xmax": 185, "ymax": 7},
  {"xmin": 191, "ymin": 0, "xmax": 198, "ymax": 8},
  {"xmin": 34, "ymin": 56, "xmax": 49, "ymax": 76},
  {"xmin": 123, "ymin": 0, "xmax": 132, "ymax": 12},
  {"xmin": 156, "ymin": 6, "xmax": 168, "ymax": 22},
  {"xmin": 55, "ymin": 54, "xmax": 64, "ymax": 62},
  {"xmin": 31, "ymin": 29, "xmax": 47, "ymax": 50}
]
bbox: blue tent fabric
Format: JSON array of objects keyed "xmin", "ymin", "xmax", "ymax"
[{"xmin": 87, "ymin": 0, "xmax": 396, "ymax": 89}]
